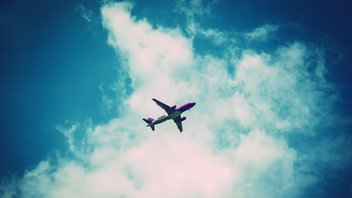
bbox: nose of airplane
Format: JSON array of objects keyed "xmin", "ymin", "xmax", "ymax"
[{"xmin": 191, "ymin": 102, "xmax": 196, "ymax": 107}]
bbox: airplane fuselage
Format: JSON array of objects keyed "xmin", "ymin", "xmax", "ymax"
[
  {"xmin": 148, "ymin": 110, "xmax": 182, "ymax": 126},
  {"xmin": 147, "ymin": 102, "xmax": 195, "ymax": 127}
]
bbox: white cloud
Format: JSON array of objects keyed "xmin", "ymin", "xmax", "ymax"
[
  {"xmin": 1, "ymin": 1, "xmax": 338, "ymax": 198},
  {"xmin": 101, "ymin": 2, "xmax": 194, "ymax": 113},
  {"xmin": 246, "ymin": 24, "xmax": 279, "ymax": 42}
]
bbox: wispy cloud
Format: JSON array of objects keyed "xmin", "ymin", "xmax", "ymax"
[
  {"xmin": 0, "ymin": 1, "xmax": 346, "ymax": 198},
  {"xmin": 246, "ymin": 24, "xmax": 279, "ymax": 42},
  {"xmin": 76, "ymin": 5, "xmax": 94, "ymax": 23},
  {"xmin": 175, "ymin": 0, "xmax": 218, "ymax": 35}
]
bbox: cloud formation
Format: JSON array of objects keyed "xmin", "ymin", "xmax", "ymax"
[
  {"xmin": 1, "ymin": 1, "xmax": 346, "ymax": 198},
  {"xmin": 245, "ymin": 24, "xmax": 279, "ymax": 42}
]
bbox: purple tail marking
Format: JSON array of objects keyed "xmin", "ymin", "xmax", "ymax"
[{"xmin": 143, "ymin": 118, "xmax": 155, "ymax": 131}]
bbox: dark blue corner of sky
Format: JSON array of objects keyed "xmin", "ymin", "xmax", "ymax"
[{"xmin": 0, "ymin": 1, "xmax": 351, "ymax": 196}]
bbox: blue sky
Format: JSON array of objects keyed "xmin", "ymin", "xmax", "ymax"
[{"xmin": 0, "ymin": 0, "xmax": 351, "ymax": 197}]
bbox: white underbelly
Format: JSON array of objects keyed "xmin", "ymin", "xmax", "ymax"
[{"xmin": 169, "ymin": 111, "xmax": 181, "ymax": 119}]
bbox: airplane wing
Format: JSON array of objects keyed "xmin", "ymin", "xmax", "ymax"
[
  {"xmin": 173, "ymin": 116, "xmax": 183, "ymax": 132},
  {"xmin": 152, "ymin": 98, "xmax": 174, "ymax": 115}
]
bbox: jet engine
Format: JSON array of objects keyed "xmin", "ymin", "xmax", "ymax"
[{"xmin": 181, "ymin": 117, "xmax": 186, "ymax": 121}]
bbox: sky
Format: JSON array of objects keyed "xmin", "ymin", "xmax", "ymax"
[{"xmin": 0, "ymin": 0, "xmax": 351, "ymax": 197}]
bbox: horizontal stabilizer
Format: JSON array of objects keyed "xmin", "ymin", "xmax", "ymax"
[
  {"xmin": 143, "ymin": 118, "xmax": 155, "ymax": 131},
  {"xmin": 143, "ymin": 118, "xmax": 154, "ymax": 124}
]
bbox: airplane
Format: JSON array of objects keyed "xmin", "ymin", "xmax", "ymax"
[{"xmin": 143, "ymin": 98, "xmax": 196, "ymax": 133}]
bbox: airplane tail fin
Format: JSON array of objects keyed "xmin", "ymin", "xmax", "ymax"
[{"xmin": 143, "ymin": 118, "xmax": 155, "ymax": 131}]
